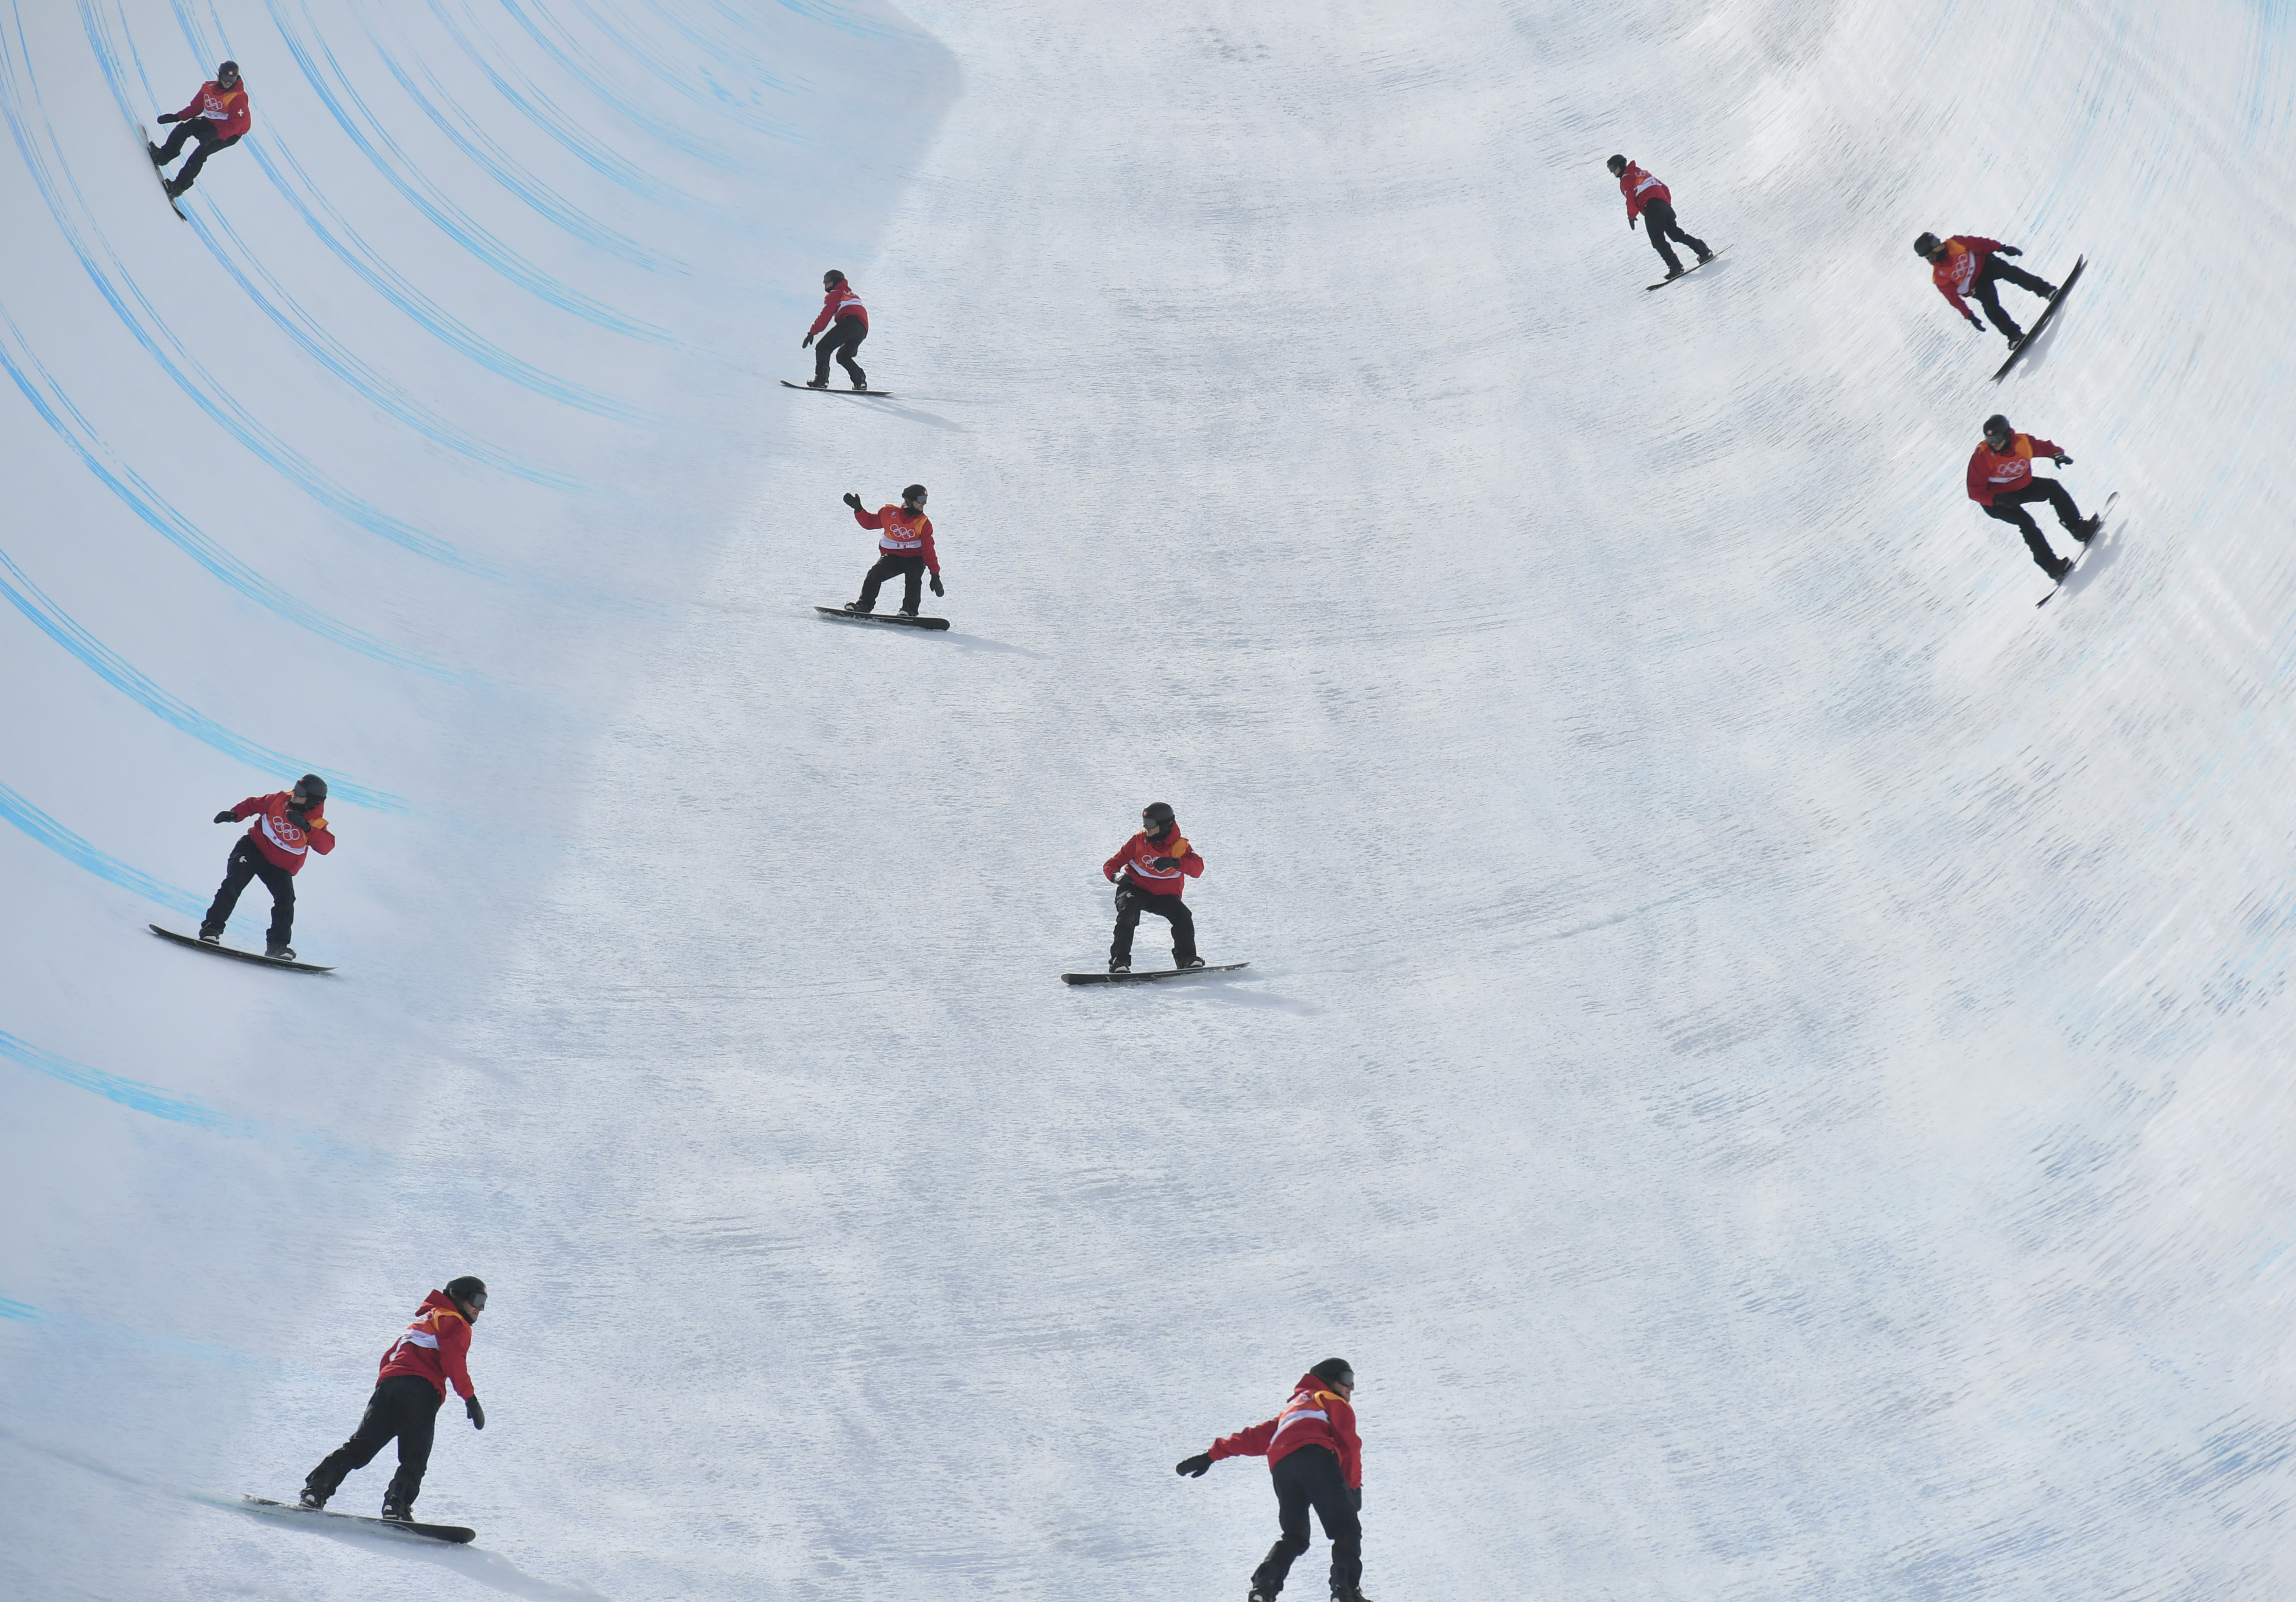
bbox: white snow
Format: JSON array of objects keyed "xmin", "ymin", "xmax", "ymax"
[{"xmin": 4, "ymin": 0, "xmax": 2296, "ymax": 1596}]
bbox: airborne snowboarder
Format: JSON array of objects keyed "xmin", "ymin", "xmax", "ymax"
[
  {"xmin": 1916, "ymin": 232, "xmax": 2058, "ymax": 347},
  {"xmin": 1103, "ymin": 802, "xmax": 1205, "ymax": 975},
  {"xmin": 1608, "ymin": 155, "xmax": 1713, "ymax": 280},
  {"xmin": 1968, "ymin": 412, "xmax": 2101, "ymax": 584},
  {"xmin": 199, "ymin": 775, "xmax": 333, "ymax": 960},
  {"xmin": 301, "ymin": 1279, "xmax": 489, "ymax": 1521},
  {"xmin": 838, "ymin": 484, "xmax": 942, "ymax": 616},
  {"xmin": 148, "ymin": 61, "xmax": 249, "ymax": 200},
  {"xmin": 1176, "ymin": 1359, "xmax": 1370, "ymax": 1602},
  {"xmin": 802, "ymin": 270, "xmax": 869, "ymax": 391}
]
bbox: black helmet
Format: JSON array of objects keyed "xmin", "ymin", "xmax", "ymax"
[
  {"xmin": 445, "ymin": 1276, "xmax": 487, "ymax": 1315},
  {"xmin": 1982, "ymin": 413, "xmax": 2012, "ymax": 443},
  {"xmin": 1141, "ymin": 801, "xmax": 1175, "ymax": 830},
  {"xmin": 1606, "ymin": 154, "xmax": 1627, "ymax": 175},
  {"xmin": 292, "ymin": 773, "xmax": 327, "ymax": 806},
  {"xmin": 1914, "ymin": 231, "xmax": 1941, "ymax": 258},
  {"xmin": 823, "ymin": 269, "xmax": 845, "ymax": 285},
  {"xmin": 902, "ymin": 483, "xmax": 927, "ymax": 505},
  {"xmin": 1310, "ymin": 1358, "xmax": 1355, "ymax": 1389},
  {"xmin": 216, "ymin": 60, "xmax": 240, "ymax": 83}
]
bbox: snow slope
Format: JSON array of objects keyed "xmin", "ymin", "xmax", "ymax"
[{"xmin": 5, "ymin": 0, "xmax": 2296, "ymax": 1596}]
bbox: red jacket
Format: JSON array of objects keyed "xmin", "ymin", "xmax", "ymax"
[
  {"xmin": 1103, "ymin": 830, "xmax": 1203, "ymax": 897},
  {"xmin": 173, "ymin": 79, "xmax": 252, "ymax": 141},
  {"xmin": 1966, "ymin": 432, "xmax": 2063, "ymax": 505},
  {"xmin": 228, "ymin": 791, "xmax": 335, "ymax": 874},
  {"xmin": 1928, "ymin": 236, "xmax": 2005, "ymax": 319},
  {"xmin": 808, "ymin": 281, "xmax": 868, "ymax": 336},
  {"xmin": 1208, "ymin": 1374, "xmax": 1363, "ymax": 1489},
  {"xmin": 1616, "ymin": 162, "xmax": 1670, "ymax": 222},
  {"xmin": 853, "ymin": 503, "xmax": 938, "ymax": 574},
  {"xmin": 376, "ymin": 1291, "xmax": 477, "ymax": 1401}
]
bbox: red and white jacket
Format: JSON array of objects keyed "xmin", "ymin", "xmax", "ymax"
[
  {"xmin": 1207, "ymin": 1373, "xmax": 1363, "ymax": 1488},
  {"xmin": 1616, "ymin": 162, "xmax": 1669, "ymax": 222},
  {"xmin": 808, "ymin": 280, "xmax": 868, "ymax": 336},
  {"xmin": 1966, "ymin": 432, "xmax": 2064, "ymax": 506},
  {"xmin": 173, "ymin": 78, "xmax": 252, "ymax": 141},
  {"xmin": 853, "ymin": 503, "xmax": 938, "ymax": 574},
  {"xmin": 1928, "ymin": 236, "xmax": 2006, "ymax": 319},
  {"xmin": 376, "ymin": 1290, "xmax": 477, "ymax": 1401},
  {"xmin": 227, "ymin": 791, "xmax": 335, "ymax": 874},
  {"xmin": 1103, "ymin": 829, "xmax": 1203, "ymax": 898}
]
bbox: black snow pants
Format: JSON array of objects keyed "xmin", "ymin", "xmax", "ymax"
[
  {"xmin": 1985, "ymin": 478, "xmax": 2089, "ymax": 574},
  {"xmin": 154, "ymin": 118, "xmax": 239, "ymax": 191},
  {"xmin": 857, "ymin": 552, "xmax": 925, "ymax": 613},
  {"xmin": 201, "ymin": 835, "xmax": 295, "ymax": 946},
  {"xmin": 305, "ymin": 1375, "xmax": 444, "ymax": 1511},
  {"xmin": 1111, "ymin": 881, "xmax": 1198, "ymax": 968},
  {"xmin": 814, "ymin": 312, "xmax": 867, "ymax": 386},
  {"xmin": 1639, "ymin": 197, "xmax": 1710, "ymax": 275},
  {"xmin": 1970, "ymin": 257, "xmax": 2055, "ymax": 340},
  {"xmin": 1250, "ymin": 1445, "xmax": 1363, "ymax": 1598}
]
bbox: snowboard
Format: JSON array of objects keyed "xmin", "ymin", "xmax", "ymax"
[
  {"xmin": 1647, "ymin": 245, "xmax": 1727, "ymax": 291},
  {"xmin": 145, "ymin": 140, "xmax": 186, "ymax": 219},
  {"xmin": 149, "ymin": 924, "xmax": 335, "ymax": 973},
  {"xmin": 2036, "ymin": 490, "xmax": 2117, "ymax": 608},
  {"xmin": 239, "ymin": 1495, "xmax": 474, "ymax": 1544},
  {"xmin": 1992, "ymin": 255, "xmax": 2085, "ymax": 381},
  {"xmin": 815, "ymin": 605, "xmax": 950, "ymax": 630},
  {"xmin": 1061, "ymin": 963, "xmax": 1250, "ymax": 986},
  {"xmin": 782, "ymin": 380, "xmax": 893, "ymax": 398}
]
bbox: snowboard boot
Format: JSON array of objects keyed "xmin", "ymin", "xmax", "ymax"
[
  {"xmin": 1248, "ymin": 1590, "xmax": 1274, "ymax": 1602},
  {"xmin": 298, "ymin": 1484, "xmax": 328, "ymax": 1510},
  {"xmin": 845, "ymin": 601, "xmax": 873, "ymax": 614},
  {"xmin": 2043, "ymin": 555, "xmax": 2073, "ymax": 585},
  {"xmin": 1695, "ymin": 248, "xmax": 1714, "ymax": 264},
  {"xmin": 198, "ymin": 931, "xmax": 221, "ymax": 945},
  {"xmin": 897, "ymin": 605, "xmax": 919, "ymax": 618},
  {"xmin": 1109, "ymin": 959, "xmax": 1131, "ymax": 974},
  {"xmin": 1331, "ymin": 1590, "xmax": 1374, "ymax": 1602},
  {"xmin": 1177, "ymin": 956, "xmax": 1206, "ymax": 970},
  {"xmin": 2073, "ymin": 514, "xmax": 2103, "ymax": 544},
  {"xmin": 147, "ymin": 141, "xmax": 166, "ymax": 166},
  {"xmin": 805, "ymin": 377, "xmax": 829, "ymax": 389},
  {"xmin": 848, "ymin": 366, "xmax": 868, "ymax": 391},
  {"xmin": 1662, "ymin": 264, "xmax": 1685, "ymax": 281},
  {"xmin": 164, "ymin": 177, "xmax": 189, "ymax": 200},
  {"xmin": 2039, "ymin": 282, "xmax": 2060, "ymax": 299},
  {"xmin": 266, "ymin": 943, "xmax": 295, "ymax": 961},
  {"xmin": 380, "ymin": 1491, "xmax": 413, "ymax": 1522}
]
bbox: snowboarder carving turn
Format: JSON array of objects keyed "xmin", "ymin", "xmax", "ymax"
[
  {"xmin": 1176, "ymin": 1359, "xmax": 1370, "ymax": 1602},
  {"xmin": 200, "ymin": 775, "xmax": 332, "ymax": 960},
  {"xmin": 301, "ymin": 1278, "xmax": 488, "ymax": 1521},
  {"xmin": 1917, "ymin": 232, "xmax": 2058, "ymax": 347},
  {"xmin": 838, "ymin": 485, "xmax": 942, "ymax": 616},
  {"xmin": 148, "ymin": 61, "xmax": 249, "ymax": 201},
  {"xmin": 802, "ymin": 270, "xmax": 868, "ymax": 390},
  {"xmin": 1608, "ymin": 155, "xmax": 1712, "ymax": 280},
  {"xmin": 1103, "ymin": 802, "xmax": 1204, "ymax": 975},
  {"xmin": 1968, "ymin": 412, "xmax": 2101, "ymax": 584}
]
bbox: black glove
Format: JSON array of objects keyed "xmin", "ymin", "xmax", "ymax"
[
  {"xmin": 1966, "ymin": 312, "xmax": 1984, "ymax": 330},
  {"xmin": 1176, "ymin": 1454, "xmax": 1212, "ymax": 1478},
  {"xmin": 1152, "ymin": 856, "xmax": 1179, "ymax": 871},
  {"xmin": 285, "ymin": 807, "xmax": 308, "ymax": 828},
  {"xmin": 842, "ymin": 492, "xmax": 862, "ymax": 510},
  {"xmin": 929, "ymin": 574, "xmax": 944, "ymax": 598},
  {"xmin": 214, "ymin": 810, "xmax": 237, "ymax": 824},
  {"xmin": 1998, "ymin": 246, "xmax": 2022, "ymax": 257},
  {"xmin": 466, "ymin": 1396, "xmax": 486, "ymax": 1430},
  {"xmin": 2052, "ymin": 453, "xmax": 2072, "ymax": 467},
  {"xmin": 801, "ymin": 333, "xmax": 814, "ymax": 348},
  {"xmin": 157, "ymin": 112, "xmax": 181, "ymax": 124}
]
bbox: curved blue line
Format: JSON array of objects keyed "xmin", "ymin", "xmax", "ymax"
[
  {"xmin": 0, "ymin": 546, "xmax": 406, "ymax": 811},
  {"xmin": 1, "ymin": 781, "xmax": 212, "ymax": 920},
  {"xmin": 486, "ymin": 0, "xmax": 769, "ymax": 170},
  {"xmin": 530, "ymin": 0, "xmax": 814, "ymax": 143},
  {"xmin": 0, "ymin": 1027, "xmax": 244, "ymax": 1131}
]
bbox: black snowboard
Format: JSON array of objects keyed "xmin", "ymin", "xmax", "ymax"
[
  {"xmin": 1647, "ymin": 245, "xmax": 1727, "ymax": 291},
  {"xmin": 1062, "ymin": 963, "xmax": 1250, "ymax": 986},
  {"xmin": 240, "ymin": 1495, "xmax": 474, "ymax": 1544},
  {"xmin": 149, "ymin": 924, "xmax": 335, "ymax": 973},
  {"xmin": 1993, "ymin": 256, "xmax": 2085, "ymax": 381},
  {"xmin": 143, "ymin": 137, "xmax": 186, "ymax": 219},
  {"xmin": 782, "ymin": 379, "xmax": 893, "ymax": 397},
  {"xmin": 814, "ymin": 605, "xmax": 949, "ymax": 631},
  {"xmin": 2036, "ymin": 490, "xmax": 2117, "ymax": 608}
]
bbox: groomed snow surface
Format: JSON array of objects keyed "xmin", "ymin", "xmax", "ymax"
[{"xmin": 5, "ymin": 0, "xmax": 2296, "ymax": 1596}]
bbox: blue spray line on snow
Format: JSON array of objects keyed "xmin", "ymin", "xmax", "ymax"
[
  {"xmin": 0, "ymin": 549, "xmax": 405, "ymax": 813},
  {"xmin": 0, "ymin": 1029, "xmax": 246, "ymax": 1132},
  {"xmin": 262, "ymin": 0, "xmax": 680, "ymax": 344},
  {"xmin": 485, "ymin": 0, "xmax": 768, "ymax": 171},
  {"xmin": 0, "ymin": 1296, "xmax": 33, "ymax": 1320},
  {"xmin": 537, "ymin": 0, "xmax": 812, "ymax": 143},
  {"xmin": 0, "ymin": 781, "xmax": 223, "ymax": 922},
  {"xmin": 768, "ymin": 0, "xmax": 925, "ymax": 46}
]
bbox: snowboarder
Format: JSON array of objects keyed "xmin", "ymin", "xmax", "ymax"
[
  {"xmin": 802, "ymin": 270, "xmax": 868, "ymax": 390},
  {"xmin": 838, "ymin": 484, "xmax": 942, "ymax": 616},
  {"xmin": 1103, "ymin": 801, "xmax": 1205, "ymax": 975},
  {"xmin": 1916, "ymin": 232, "xmax": 2058, "ymax": 347},
  {"xmin": 1608, "ymin": 155, "xmax": 1712, "ymax": 280},
  {"xmin": 148, "ymin": 61, "xmax": 249, "ymax": 200},
  {"xmin": 199, "ymin": 775, "xmax": 333, "ymax": 960},
  {"xmin": 1968, "ymin": 412, "xmax": 2101, "ymax": 582},
  {"xmin": 301, "ymin": 1279, "xmax": 488, "ymax": 1521},
  {"xmin": 1177, "ymin": 1359, "xmax": 1368, "ymax": 1602}
]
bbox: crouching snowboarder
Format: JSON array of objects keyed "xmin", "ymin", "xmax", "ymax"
[
  {"xmin": 200, "ymin": 775, "xmax": 332, "ymax": 960},
  {"xmin": 301, "ymin": 1278, "xmax": 489, "ymax": 1520},
  {"xmin": 1104, "ymin": 801, "xmax": 1204, "ymax": 975},
  {"xmin": 1608, "ymin": 154, "xmax": 1712, "ymax": 280},
  {"xmin": 1968, "ymin": 412, "xmax": 2101, "ymax": 584},
  {"xmin": 803, "ymin": 270, "xmax": 868, "ymax": 390},
  {"xmin": 1176, "ymin": 1359, "xmax": 1370, "ymax": 1602},
  {"xmin": 838, "ymin": 484, "xmax": 942, "ymax": 616},
  {"xmin": 148, "ymin": 61, "xmax": 249, "ymax": 200},
  {"xmin": 1917, "ymin": 232, "xmax": 2057, "ymax": 346}
]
